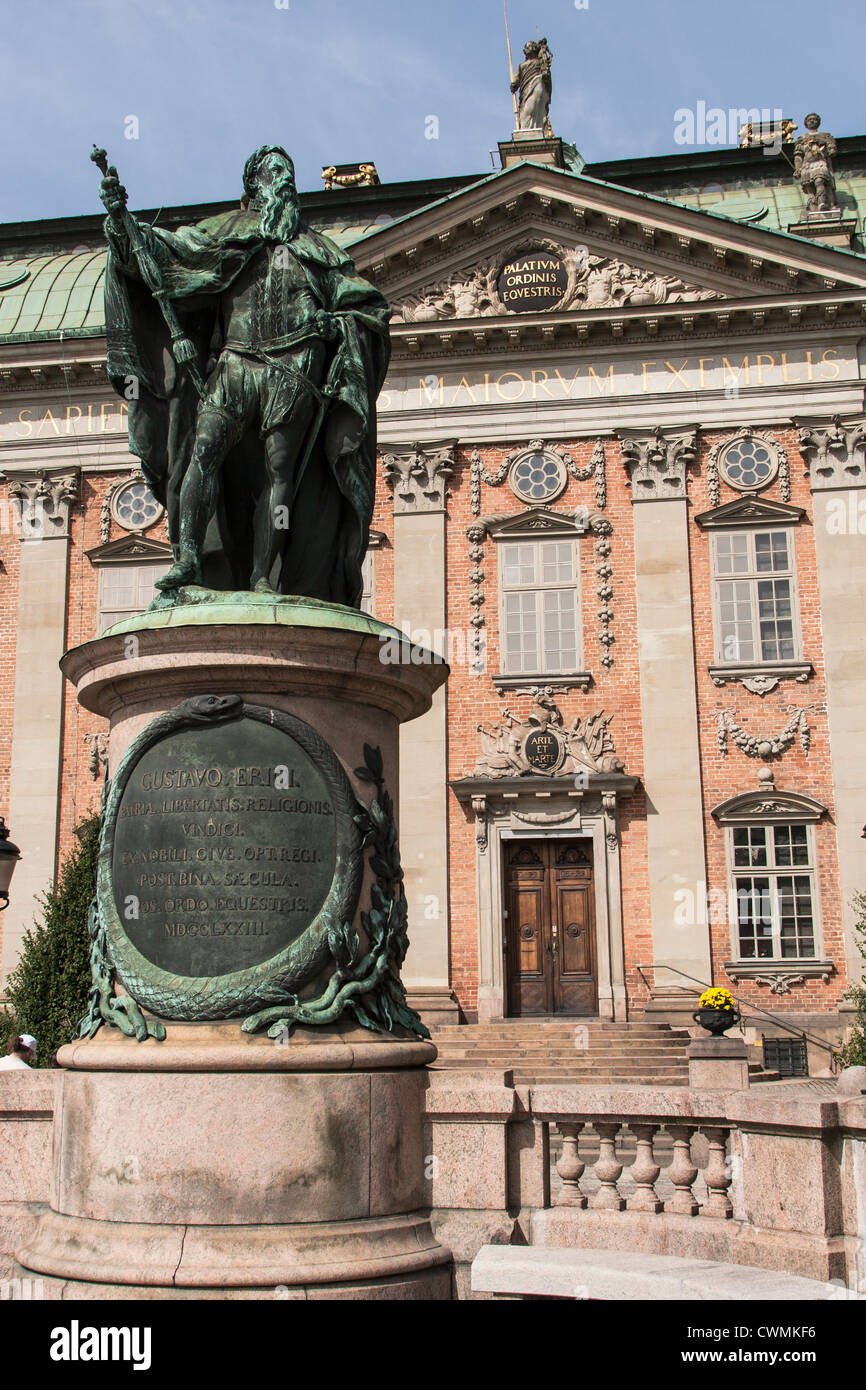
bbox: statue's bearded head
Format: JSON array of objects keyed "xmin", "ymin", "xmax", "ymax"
[
  {"xmin": 243, "ymin": 146, "xmax": 301, "ymax": 242},
  {"xmin": 524, "ymin": 41, "xmax": 539, "ymax": 57}
]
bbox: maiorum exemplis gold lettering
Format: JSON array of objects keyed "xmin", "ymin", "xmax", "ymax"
[{"xmin": 376, "ymin": 346, "xmax": 845, "ymax": 413}]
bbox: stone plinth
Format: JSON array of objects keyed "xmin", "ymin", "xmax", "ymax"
[
  {"xmin": 787, "ymin": 214, "xmax": 857, "ymax": 249},
  {"xmin": 17, "ymin": 594, "xmax": 453, "ymax": 1299},
  {"xmin": 688, "ymin": 1035, "xmax": 750, "ymax": 1090},
  {"xmin": 60, "ymin": 589, "xmax": 446, "ymax": 768},
  {"xmin": 17, "ymin": 1024, "xmax": 450, "ymax": 1299}
]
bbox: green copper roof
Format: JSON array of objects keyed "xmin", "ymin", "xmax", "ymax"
[
  {"xmin": 0, "ymin": 249, "xmax": 105, "ymax": 340},
  {"xmin": 0, "ymin": 223, "xmax": 387, "ymax": 342},
  {"xmin": 669, "ymin": 171, "xmax": 866, "ymax": 250}
]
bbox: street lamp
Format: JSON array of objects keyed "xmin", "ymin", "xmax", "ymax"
[{"xmin": 0, "ymin": 818, "xmax": 21, "ymax": 910}]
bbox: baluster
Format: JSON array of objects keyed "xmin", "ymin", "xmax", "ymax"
[
  {"xmin": 556, "ymin": 1122, "xmax": 587, "ymax": 1208},
  {"xmin": 665, "ymin": 1124, "xmax": 700, "ymax": 1216},
  {"xmin": 626, "ymin": 1123, "xmax": 662, "ymax": 1212},
  {"xmin": 588, "ymin": 1121, "xmax": 625, "ymax": 1211},
  {"xmin": 702, "ymin": 1126, "xmax": 734, "ymax": 1219}
]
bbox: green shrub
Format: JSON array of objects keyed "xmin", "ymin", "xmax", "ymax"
[
  {"xmin": 835, "ymin": 891, "xmax": 866, "ymax": 1070},
  {"xmin": 2, "ymin": 815, "xmax": 98, "ymax": 1067}
]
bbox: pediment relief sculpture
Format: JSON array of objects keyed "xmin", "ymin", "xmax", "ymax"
[
  {"xmin": 474, "ymin": 690, "xmax": 624, "ymax": 779},
  {"xmin": 392, "ymin": 240, "xmax": 721, "ymax": 323}
]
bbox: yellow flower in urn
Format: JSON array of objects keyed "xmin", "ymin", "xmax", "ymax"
[{"xmin": 698, "ymin": 988, "xmax": 735, "ymax": 1012}]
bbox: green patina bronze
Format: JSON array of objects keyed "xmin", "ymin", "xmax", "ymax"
[
  {"xmin": 96, "ymin": 144, "xmax": 390, "ymax": 605},
  {"xmin": 81, "ymin": 145, "xmax": 428, "ymax": 1044},
  {"xmin": 100, "ymin": 585, "xmax": 403, "ymax": 640},
  {"xmin": 78, "ymin": 703, "xmax": 428, "ymax": 1042}
]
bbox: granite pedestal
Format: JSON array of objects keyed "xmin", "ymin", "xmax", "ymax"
[{"xmin": 17, "ymin": 593, "xmax": 452, "ymax": 1299}]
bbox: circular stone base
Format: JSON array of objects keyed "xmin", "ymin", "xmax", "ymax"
[
  {"xmin": 58, "ymin": 1018, "xmax": 437, "ymax": 1072},
  {"xmin": 18, "ymin": 1051, "xmax": 452, "ymax": 1299},
  {"xmin": 17, "ymin": 1211, "xmax": 451, "ymax": 1299}
]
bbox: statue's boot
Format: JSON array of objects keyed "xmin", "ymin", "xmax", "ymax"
[{"xmin": 155, "ymin": 556, "xmax": 200, "ymax": 592}]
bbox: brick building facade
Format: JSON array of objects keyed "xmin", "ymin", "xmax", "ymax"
[{"xmin": 2, "ymin": 129, "xmax": 866, "ymax": 1044}]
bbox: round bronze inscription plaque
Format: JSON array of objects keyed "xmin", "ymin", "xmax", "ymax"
[
  {"xmin": 524, "ymin": 729, "xmax": 562, "ymax": 772},
  {"xmin": 113, "ymin": 720, "xmax": 336, "ymax": 977},
  {"xmin": 98, "ymin": 697, "xmax": 364, "ymax": 1022},
  {"xmin": 498, "ymin": 252, "xmax": 568, "ymax": 313}
]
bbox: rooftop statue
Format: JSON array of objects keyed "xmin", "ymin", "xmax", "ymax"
[
  {"xmin": 95, "ymin": 145, "xmax": 391, "ymax": 604},
  {"xmin": 793, "ymin": 114, "xmax": 839, "ymax": 214},
  {"xmin": 510, "ymin": 37, "xmax": 553, "ymax": 133}
]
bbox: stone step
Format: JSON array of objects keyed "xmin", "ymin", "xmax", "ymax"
[
  {"xmin": 432, "ymin": 1023, "xmax": 687, "ymax": 1035},
  {"xmin": 513, "ymin": 1076, "xmax": 690, "ymax": 1086},
  {"xmin": 436, "ymin": 1045, "xmax": 686, "ymax": 1056},
  {"xmin": 433, "ymin": 1062, "xmax": 690, "ymax": 1078},
  {"xmin": 433, "ymin": 1034, "xmax": 690, "ymax": 1045},
  {"xmin": 430, "ymin": 1045, "xmax": 692, "ymax": 1050},
  {"xmin": 433, "ymin": 1045, "xmax": 692, "ymax": 1050}
]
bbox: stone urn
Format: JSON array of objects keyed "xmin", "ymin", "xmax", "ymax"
[{"xmin": 693, "ymin": 1007, "xmax": 741, "ymax": 1037}]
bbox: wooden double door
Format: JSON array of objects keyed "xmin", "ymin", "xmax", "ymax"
[{"xmin": 505, "ymin": 839, "xmax": 598, "ymax": 1017}]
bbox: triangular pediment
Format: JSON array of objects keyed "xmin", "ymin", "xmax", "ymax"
[
  {"xmin": 695, "ymin": 497, "xmax": 806, "ymax": 529},
  {"xmin": 712, "ymin": 789, "xmax": 827, "ymax": 824},
  {"xmin": 350, "ymin": 162, "xmax": 866, "ymax": 326},
  {"xmin": 481, "ymin": 506, "xmax": 601, "ymax": 538},
  {"xmin": 87, "ymin": 535, "xmax": 173, "ymax": 565}
]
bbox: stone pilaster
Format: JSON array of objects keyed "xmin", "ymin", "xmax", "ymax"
[
  {"xmin": 620, "ymin": 429, "xmax": 712, "ymax": 993},
  {"xmin": 384, "ymin": 443, "xmax": 459, "ymax": 1026},
  {"xmin": 1, "ymin": 468, "xmax": 78, "ymax": 983},
  {"xmin": 798, "ymin": 417, "xmax": 866, "ymax": 989}
]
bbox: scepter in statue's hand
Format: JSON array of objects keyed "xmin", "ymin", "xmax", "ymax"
[{"xmin": 91, "ymin": 145, "xmax": 205, "ymax": 396}]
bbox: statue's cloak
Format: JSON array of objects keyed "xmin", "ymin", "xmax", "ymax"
[{"xmin": 103, "ymin": 209, "xmax": 391, "ymax": 605}]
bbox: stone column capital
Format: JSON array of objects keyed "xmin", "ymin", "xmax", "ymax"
[
  {"xmin": 618, "ymin": 426, "xmax": 697, "ymax": 502},
  {"xmin": 382, "ymin": 441, "xmax": 457, "ymax": 515},
  {"xmin": 2, "ymin": 466, "xmax": 80, "ymax": 540},
  {"xmin": 795, "ymin": 415, "xmax": 866, "ymax": 491}
]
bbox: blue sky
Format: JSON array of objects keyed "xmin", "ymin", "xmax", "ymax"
[{"xmin": 0, "ymin": 0, "xmax": 862, "ymax": 224}]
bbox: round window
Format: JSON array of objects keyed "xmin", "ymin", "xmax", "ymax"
[
  {"xmin": 509, "ymin": 452, "xmax": 566, "ymax": 504},
  {"xmin": 111, "ymin": 480, "xmax": 163, "ymax": 531},
  {"xmin": 719, "ymin": 435, "xmax": 778, "ymax": 492}
]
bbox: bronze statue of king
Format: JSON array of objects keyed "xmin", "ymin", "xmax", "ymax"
[{"xmin": 99, "ymin": 146, "xmax": 391, "ymax": 605}]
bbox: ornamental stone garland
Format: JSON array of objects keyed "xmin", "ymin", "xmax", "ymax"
[{"xmin": 715, "ymin": 704, "xmax": 826, "ymax": 759}]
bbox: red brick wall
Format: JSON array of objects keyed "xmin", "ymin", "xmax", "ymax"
[
  {"xmin": 1, "ymin": 433, "xmax": 849, "ymax": 1022},
  {"xmin": 441, "ymin": 440, "xmax": 651, "ymax": 1016},
  {"xmin": 689, "ymin": 429, "xmax": 846, "ymax": 1015}
]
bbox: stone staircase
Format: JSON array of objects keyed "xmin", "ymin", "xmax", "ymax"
[{"xmin": 429, "ymin": 1019, "xmax": 694, "ymax": 1086}]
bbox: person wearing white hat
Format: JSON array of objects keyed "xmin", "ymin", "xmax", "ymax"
[{"xmin": 0, "ymin": 1034, "xmax": 37, "ymax": 1070}]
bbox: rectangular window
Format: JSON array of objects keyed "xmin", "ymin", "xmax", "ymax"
[
  {"xmin": 500, "ymin": 540, "xmax": 581, "ymax": 676},
  {"xmin": 713, "ymin": 530, "xmax": 797, "ymax": 664},
  {"xmin": 731, "ymin": 823, "xmax": 817, "ymax": 959},
  {"xmin": 98, "ymin": 562, "xmax": 171, "ymax": 634}
]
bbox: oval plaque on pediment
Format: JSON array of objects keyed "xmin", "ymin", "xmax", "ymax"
[
  {"xmin": 524, "ymin": 728, "xmax": 564, "ymax": 773},
  {"xmin": 498, "ymin": 251, "xmax": 568, "ymax": 314}
]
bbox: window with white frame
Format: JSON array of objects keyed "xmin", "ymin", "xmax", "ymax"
[
  {"xmin": 731, "ymin": 823, "xmax": 817, "ymax": 959},
  {"xmin": 713, "ymin": 529, "xmax": 798, "ymax": 664},
  {"xmin": 98, "ymin": 562, "xmax": 171, "ymax": 634},
  {"xmin": 500, "ymin": 539, "xmax": 581, "ymax": 677}
]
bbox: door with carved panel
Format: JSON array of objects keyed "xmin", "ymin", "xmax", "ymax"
[{"xmin": 504, "ymin": 839, "xmax": 597, "ymax": 1016}]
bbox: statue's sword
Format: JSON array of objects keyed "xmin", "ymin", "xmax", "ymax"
[{"xmin": 91, "ymin": 145, "xmax": 206, "ymax": 401}]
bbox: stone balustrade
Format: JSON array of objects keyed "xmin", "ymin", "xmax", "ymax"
[
  {"xmin": 1, "ymin": 1068, "xmax": 865, "ymax": 1301},
  {"xmin": 424, "ymin": 1073, "xmax": 866, "ymax": 1299}
]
